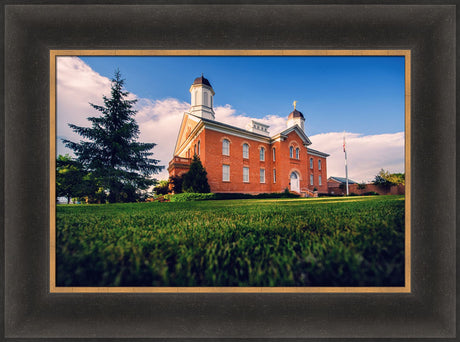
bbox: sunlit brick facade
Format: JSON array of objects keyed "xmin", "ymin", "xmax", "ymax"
[{"xmin": 168, "ymin": 76, "xmax": 329, "ymax": 196}]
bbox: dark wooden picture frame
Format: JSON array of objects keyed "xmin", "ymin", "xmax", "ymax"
[{"xmin": 3, "ymin": 2, "xmax": 456, "ymax": 339}]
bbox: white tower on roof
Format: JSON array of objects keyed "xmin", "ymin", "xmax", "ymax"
[
  {"xmin": 287, "ymin": 100, "xmax": 305, "ymax": 131},
  {"xmin": 189, "ymin": 74, "xmax": 215, "ymax": 120}
]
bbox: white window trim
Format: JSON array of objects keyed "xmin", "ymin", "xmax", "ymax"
[
  {"xmin": 243, "ymin": 167, "xmax": 249, "ymax": 183},
  {"xmin": 223, "ymin": 164, "xmax": 230, "ymax": 182},
  {"xmin": 222, "ymin": 139, "xmax": 230, "ymax": 156},
  {"xmin": 260, "ymin": 169, "xmax": 266, "ymax": 183},
  {"xmin": 243, "ymin": 144, "xmax": 249, "ymax": 159},
  {"xmin": 260, "ymin": 147, "xmax": 265, "ymax": 161}
]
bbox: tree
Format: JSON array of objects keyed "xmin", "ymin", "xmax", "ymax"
[
  {"xmin": 169, "ymin": 175, "xmax": 183, "ymax": 194},
  {"xmin": 63, "ymin": 70, "xmax": 163, "ymax": 203},
  {"xmin": 56, "ymin": 154, "xmax": 96, "ymax": 203},
  {"xmin": 373, "ymin": 169, "xmax": 405, "ymax": 188},
  {"xmin": 153, "ymin": 180, "xmax": 170, "ymax": 196},
  {"xmin": 182, "ymin": 155, "xmax": 210, "ymax": 193}
]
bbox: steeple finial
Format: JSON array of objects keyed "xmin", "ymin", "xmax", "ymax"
[{"xmin": 293, "ymin": 100, "xmax": 297, "ymax": 110}]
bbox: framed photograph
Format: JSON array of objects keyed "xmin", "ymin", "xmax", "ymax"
[
  {"xmin": 51, "ymin": 50, "xmax": 410, "ymax": 294},
  {"xmin": 3, "ymin": 2, "xmax": 456, "ymax": 340}
]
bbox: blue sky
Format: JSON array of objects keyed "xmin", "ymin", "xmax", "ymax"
[
  {"xmin": 57, "ymin": 55, "xmax": 405, "ymax": 182},
  {"xmin": 81, "ymin": 56, "xmax": 405, "ymax": 136}
]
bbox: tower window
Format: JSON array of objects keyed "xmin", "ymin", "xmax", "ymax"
[
  {"xmin": 203, "ymin": 92, "xmax": 208, "ymax": 106},
  {"xmin": 222, "ymin": 139, "xmax": 230, "ymax": 156},
  {"xmin": 243, "ymin": 167, "xmax": 249, "ymax": 183},
  {"xmin": 223, "ymin": 165, "xmax": 230, "ymax": 182},
  {"xmin": 260, "ymin": 147, "xmax": 265, "ymax": 161},
  {"xmin": 290, "ymin": 146, "xmax": 294, "ymax": 158},
  {"xmin": 243, "ymin": 143, "xmax": 249, "ymax": 159},
  {"xmin": 295, "ymin": 147, "xmax": 300, "ymax": 159}
]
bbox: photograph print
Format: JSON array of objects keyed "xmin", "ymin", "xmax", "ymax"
[{"xmin": 53, "ymin": 52, "xmax": 407, "ymax": 290}]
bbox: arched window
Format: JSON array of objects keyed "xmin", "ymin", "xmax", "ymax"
[
  {"xmin": 290, "ymin": 146, "xmax": 294, "ymax": 158},
  {"xmin": 272, "ymin": 148, "xmax": 276, "ymax": 161},
  {"xmin": 222, "ymin": 139, "xmax": 230, "ymax": 155},
  {"xmin": 310, "ymin": 158, "xmax": 314, "ymax": 169},
  {"xmin": 295, "ymin": 148, "xmax": 300, "ymax": 159},
  {"xmin": 318, "ymin": 159, "xmax": 321, "ymax": 170},
  {"xmin": 243, "ymin": 143, "xmax": 249, "ymax": 159},
  {"xmin": 197, "ymin": 141, "xmax": 201, "ymax": 155},
  {"xmin": 260, "ymin": 147, "xmax": 265, "ymax": 161},
  {"xmin": 203, "ymin": 92, "xmax": 208, "ymax": 106}
]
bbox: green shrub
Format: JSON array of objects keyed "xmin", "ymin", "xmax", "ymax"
[{"xmin": 168, "ymin": 193, "xmax": 217, "ymax": 202}]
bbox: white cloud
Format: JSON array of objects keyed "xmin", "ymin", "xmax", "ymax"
[
  {"xmin": 309, "ymin": 132, "xmax": 405, "ymax": 183},
  {"xmin": 57, "ymin": 57, "xmax": 404, "ymax": 184}
]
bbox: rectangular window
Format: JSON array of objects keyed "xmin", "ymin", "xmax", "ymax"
[
  {"xmin": 273, "ymin": 169, "xmax": 276, "ymax": 183},
  {"xmin": 310, "ymin": 158, "xmax": 314, "ymax": 169},
  {"xmin": 310, "ymin": 174, "xmax": 314, "ymax": 185},
  {"xmin": 243, "ymin": 167, "xmax": 249, "ymax": 183},
  {"xmin": 260, "ymin": 169, "xmax": 265, "ymax": 183},
  {"xmin": 319, "ymin": 175, "xmax": 322, "ymax": 186},
  {"xmin": 223, "ymin": 165, "xmax": 230, "ymax": 182},
  {"xmin": 272, "ymin": 148, "xmax": 276, "ymax": 161},
  {"xmin": 318, "ymin": 159, "xmax": 321, "ymax": 170}
]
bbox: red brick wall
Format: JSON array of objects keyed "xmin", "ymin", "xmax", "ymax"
[
  {"xmin": 203, "ymin": 129, "xmax": 273, "ymax": 193},
  {"xmin": 328, "ymin": 182, "xmax": 405, "ymax": 195},
  {"xmin": 169, "ymin": 126, "xmax": 329, "ymax": 195}
]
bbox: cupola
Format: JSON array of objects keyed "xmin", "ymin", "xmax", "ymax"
[
  {"xmin": 286, "ymin": 101, "xmax": 305, "ymax": 131},
  {"xmin": 189, "ymin": 74, "xmax": 215, "ymax": 120}
]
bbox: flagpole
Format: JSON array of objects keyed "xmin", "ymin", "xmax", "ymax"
[{"xmin": 343, "ymin": 133, "xmax": 349, "ymax": 196}]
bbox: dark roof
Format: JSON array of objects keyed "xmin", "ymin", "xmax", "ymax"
[
  {"xmin": 288, "ymin": 109, "xmax": 305, "ymax": 120},
  {"xmin": 193, "ymin": 75, "xmax": 212, "ymax": 88},
  {"xmin": 307, "ymin": 148, "xmax": 330, "ymax": 157},
  {"xmin": 328, "ymin": 176, "xmax": 357, "ymax": 184}
]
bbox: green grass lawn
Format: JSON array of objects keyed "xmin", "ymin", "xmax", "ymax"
[{"xmin": 56, "ymin": 195, "xmax": 405, "ymax": 287}]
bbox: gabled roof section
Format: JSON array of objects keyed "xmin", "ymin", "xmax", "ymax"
[
  {"xmin": 173, "ymin": 113, "xmax": 201, "ymax": 155},
  {"xmin": 327, "ymin": 176, "xmax": 358, "ymax": 184},
  {"xmin": 272, "ymin": 125, "xmax": 312, "ymax": 146}
]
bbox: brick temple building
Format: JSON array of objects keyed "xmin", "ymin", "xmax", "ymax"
[{"xmin": 168, "ymin": 75, "xmax": 329, "ymax": 196}]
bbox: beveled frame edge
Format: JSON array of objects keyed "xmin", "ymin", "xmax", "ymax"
[{"xmin": 50, "ymin": 49, "xmax": 411, "ymax": 294}]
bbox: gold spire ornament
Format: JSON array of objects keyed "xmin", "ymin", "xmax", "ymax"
[{"xmin": 293, "ymin": 100, "xmax": 297, "ymax": 110}]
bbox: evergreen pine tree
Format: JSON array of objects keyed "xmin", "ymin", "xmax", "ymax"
[
  {"xmin": 63, "ymin": 70, "xmax": 163, "ymax": 202},
  {"xmin": 182, "ymin": 155, "xmax": 211, "ymax": 193}
]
